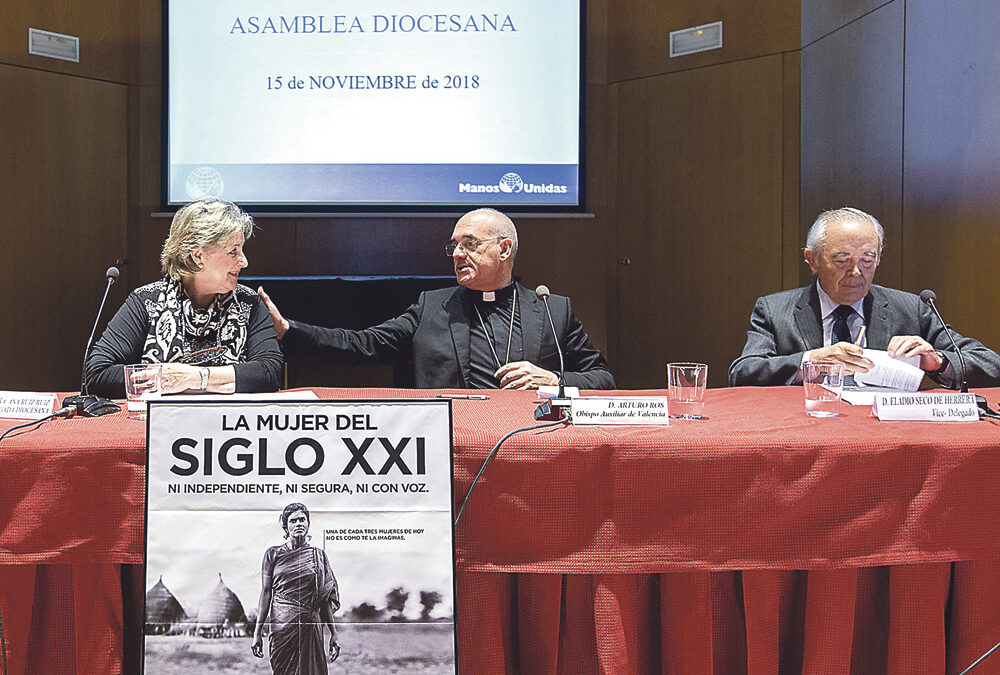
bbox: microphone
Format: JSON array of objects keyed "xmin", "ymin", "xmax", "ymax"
[
  {"xmin": 533, "ymin": 285, "xmax": 571, "ymax": 421},
  {"xmin": 63, "ymin": 267, "xmax": 122, "ymax": 417},
  {"xmin": 919, "ymin": 289, "xmax": 969, "ymax": 393},
  {"xmin": 918, "ymin": 289, "xmax": 996, "ymax": 418}
]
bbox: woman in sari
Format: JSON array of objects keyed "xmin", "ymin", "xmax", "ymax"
[{"xmin": 251, "ymin": 503, "xmax": 341, "ymax": 672}]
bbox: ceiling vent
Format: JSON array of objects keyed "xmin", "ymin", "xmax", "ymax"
[
  {"xmin": 28, "ymin": 28, "xmax": 80, "ymax": 63},
  {"xmin": 670, "ymin": 21, "xmax": 723, "ymax": 58}
]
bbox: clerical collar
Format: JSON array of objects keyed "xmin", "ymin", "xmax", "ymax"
[{"xmin": 478, "ymin": 283, "xmax": 515, "ymax": 303}]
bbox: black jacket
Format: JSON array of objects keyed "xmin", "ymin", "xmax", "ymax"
[{"xmin": 282, "ymin": 282, "xmax": 615, "ymax": 389}]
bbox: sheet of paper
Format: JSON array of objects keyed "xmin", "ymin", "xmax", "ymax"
[
  {"xmin": 840, "ymin": 385, "xmax": 902, "ymax": 407},
  {"xmin": 162, "ymin": 390, "xmax": 319, "ymax": 402},
  {"xmin": 852, "ymin": 349, "xmax": 923, "ymax": 392}
]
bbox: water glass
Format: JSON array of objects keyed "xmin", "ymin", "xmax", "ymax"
[
  {"xmin": 124, "ymin": 364, "xmax": 162, "ymax": 418},
  {"xmin": 667, "ymin": 362, "xmax": 708, "ymax": 419},
  {"xmin": 802, "ymin": 360, "xmax": 844, "ymax": 417}
]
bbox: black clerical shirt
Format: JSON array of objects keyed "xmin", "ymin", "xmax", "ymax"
[{"xmin": 468, "ymin": 284, "xmax": 523, "ymax": 388}]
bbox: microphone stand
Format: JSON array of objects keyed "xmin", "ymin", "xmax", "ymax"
[
  {"xmin": 533, "ymin": 285, "xmax": 573, "ymax": 421},
  {"xmin": 455, "ymin": 414, "xmax": 569, "ymax": 526},
  {"xmin": 959, "ymin": 639, "xmax": 1000, "ymax": 674},
  {"xmin": 63, "ymin": 267, "xmax": 122, "ymax": 417},
  {"xmin": 920, "ymin": 290, "xmax": 994, "ymax": 419}
]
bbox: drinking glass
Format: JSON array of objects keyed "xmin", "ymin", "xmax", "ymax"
[
  {"xmin": 667, "ymin": 362, "xmax": 708, "ymax": 419},
  {"xmin": 802, "ymin": 360, "xmax": 844, "ymax": 417},
  {"xmin": 124, "ymin": 364, "xmax": 162, "ymax": 419}
]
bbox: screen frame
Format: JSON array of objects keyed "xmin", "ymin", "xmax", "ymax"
[{"xmin": 160, "ymin": 2, "xmax": 587, "ymax": 215}]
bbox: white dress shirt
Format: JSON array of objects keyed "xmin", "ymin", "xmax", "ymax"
[{"xmin": 796, "ymin": 284, "xmax": 867, "ymax": 383}]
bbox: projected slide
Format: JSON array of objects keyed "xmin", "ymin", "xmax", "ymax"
[{"xmin": 166, "ymin": 1, "xmax": 581, "ymax": 208}]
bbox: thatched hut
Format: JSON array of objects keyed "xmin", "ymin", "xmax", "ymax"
[
  {"xmin": 195, "ymin": 573, "xmax": 249, "ymax": 638},
  {"xmin": 145, "ymin": 576, "xmax": 185, "ymax": 635}
]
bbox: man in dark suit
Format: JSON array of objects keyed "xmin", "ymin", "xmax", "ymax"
[
  {"xmin": 729, "ymin": 207, "xmax": 1000, "ymax": 387},
  {"xmin": 258, "ymin": 208, "xmax": 615, "ymax": 390}
]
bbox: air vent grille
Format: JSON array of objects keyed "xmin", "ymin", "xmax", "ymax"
[
  {"xmin": 28, "ymin": 28, "xmax": 80, "ymax": 63},
  {"xmin": 670, "ymin": 21, "xmax": 723, "ymax": 58}
]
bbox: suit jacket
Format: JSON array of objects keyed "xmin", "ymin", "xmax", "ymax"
[
  {"xmin": 282, "ymin": 281, "xmax": 616, "ymax": 389},
  {"xmin": 729, "ymin": 282, "xmax": 1000, "ymax": 388}
]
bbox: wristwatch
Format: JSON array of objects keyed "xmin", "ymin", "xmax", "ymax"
[
  {"xmin": 199, "ymin": 367, "xmax": 210, "ymax": 391},
  {"xmin": 931, "ymin": 351, "xmax": 948, "ymax": 374}
]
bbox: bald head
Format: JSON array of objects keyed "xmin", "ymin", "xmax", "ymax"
[
  {"xmin": 461, "ymin": 208, "xmax": 518, "ymax": 258},
  {"xmin": 449, "ymin": 209, "xmax": 518, "ymax": 291}
]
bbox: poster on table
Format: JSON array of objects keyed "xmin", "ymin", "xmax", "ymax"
[{"xmin": 143, "ymin": 399, "xmax": 457, "ymax": 674}]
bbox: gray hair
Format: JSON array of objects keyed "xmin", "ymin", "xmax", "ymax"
[
  {"xmin": 468, "ymin": 207, "xmax": 519, "ymax": 259},
  {"xmin": 160, "ymin": 199, "xmax": 254, "ymax": 280},
  {"xmin": 805, "ymin": 207, "xmax": 884, "ymax": 255}
]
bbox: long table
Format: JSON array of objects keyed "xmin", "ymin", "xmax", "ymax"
[{"xmin": 2, "ymin": 387, "xmax": 1000, "ymax": 673}]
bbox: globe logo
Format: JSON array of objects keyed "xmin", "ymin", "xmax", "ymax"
[
  {"xmin": 498, "ymin": 172, "xmax": 524, "ymax": 193},
  {"xmin": 185, "ymin": 167, "xmax": 225, "ymax": 199}
]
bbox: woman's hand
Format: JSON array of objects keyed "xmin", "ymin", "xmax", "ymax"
[
  {"xmin": 329, "ymin": 636, "xmax": 341, "ymax": 662},
  {"xmin": 159, "ymin": 363, "xmax": 201, "ymax": 394},
  {"xmin": 251, "ymin": 634, "xmax": 264, "ymax": 658}
]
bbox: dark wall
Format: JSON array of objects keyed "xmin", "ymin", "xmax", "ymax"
[
  {"xmin": 801, "ymin": 0, "xmax": 1000, "ymax": 354},
  {"xmin": 608, "ymin": 1, "xmax": 802, "ymax": 388},
  {"xmin": 800, "ymin": 0, "xmax": 904, "ymax": 288},
  {"xmin": 0, "ymin": 40, "xmax": 131, "ymax": 390},
  {"xmin": 901, "ymin": 0, "xmax": 1000, "ymax": 346}
]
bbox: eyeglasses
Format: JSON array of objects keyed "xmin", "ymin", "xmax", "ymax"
[{"xmin": 445, "ymin": 237, "xmax": 503, "ymax": 257}]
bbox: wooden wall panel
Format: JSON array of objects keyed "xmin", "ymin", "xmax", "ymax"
[
  {"xmin": 782, "ymin": 52, "xmax": 803, "ymax": 290},
  {"xmin": 801, "ymin": 0, "xmax": 893, "ymax": 47},
  {"xmin": 0, "ymin": 0, "xmax": 138, "ymax": 84},
  {"xmin": 615, "ymin": 56, "xmax": 786, "ymax": 389},
  {"xmin": 293, "ymin": 218, "xmax": 454, "ymax": 277},
  {"xmin": 799, "ymin": 0, "xmax": 903, "ymax": 288},
  {"xmin": 128, "ymin": 83, "xmax": 162, "ymax": 286},
  {"xmin": 576, "ymin": 0, "xmax": 614, "ymax": 359},
  {"xmin": 585, "ymin": 0, "xmax": 608, "ymax": 85},
  {"xmin": 901, "ymin": 0, "xmax": 1000, "ymax": 350},
  {"xmin": 609, "ymin": 0, "xmax": 799, "ymax": 82},
  {"xmin": 602, "ymin": 83, "xmax": 621, "ymax": 362},
  {"xmin": 137, "ymin": 0, "xmax": 161, "ymax": 86},
  {"xmin": 514, "ymin": 217, "xmax": 610, "ymax": 353},
  {"xmin": 0, "ymin": 64, "xmax": 128, "ymax": 390}
]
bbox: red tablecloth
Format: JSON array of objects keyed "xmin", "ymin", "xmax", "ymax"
[{"xmin": 2, "ymin": 387, "xmax": 1000, "ymax": 673}]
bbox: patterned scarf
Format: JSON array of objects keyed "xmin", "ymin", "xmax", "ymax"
[{"xmin": 140, "ymin": 278, "xmax": 251, "ymax": 365}]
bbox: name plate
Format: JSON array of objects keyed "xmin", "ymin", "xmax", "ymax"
[
  {"xmin": 873, "ymin": 392, "xmax": 979, "ymax": 422},
  {"xmin": 0, "ymin": 391, "xmax": 57, "ymax": 420},
  {"xmin": 571, "ymin": 396, "xmax": 669, "ymax": 425}
]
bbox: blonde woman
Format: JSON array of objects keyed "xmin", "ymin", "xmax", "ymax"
[{"xmin": 86, "ymin": 198, "xmax": 282, "ymax": 396}]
